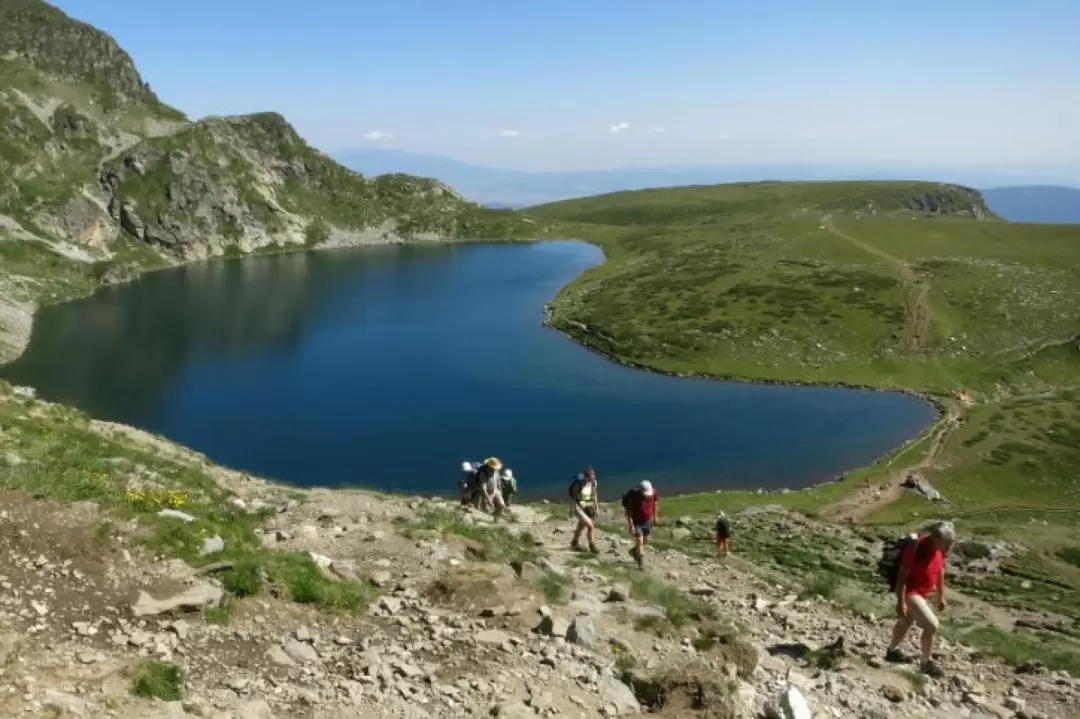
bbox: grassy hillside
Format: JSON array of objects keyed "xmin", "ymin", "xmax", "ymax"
[{"xmin": 532, "ymin": 181, "xmax": 1080, "ymax": 526}]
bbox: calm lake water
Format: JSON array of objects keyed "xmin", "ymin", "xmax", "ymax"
[{"xmin": 3, "ymin": 241, "xmax": 935, "ymax": 497}]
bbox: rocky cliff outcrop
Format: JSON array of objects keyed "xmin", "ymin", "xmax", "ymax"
[
  {"xmin": 0, "ymin": 0, "xmax": 527, "ymax": 268},
  {"xmin": 96, "ymin": 113, "xmax": 488, "ymax": 259}
]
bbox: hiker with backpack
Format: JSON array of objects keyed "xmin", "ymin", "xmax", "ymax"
[
  {"xmin": 477, "ymin": 457, "xmax": 507, "ymax": 517},
  {"xmin": 880, "ymin": 520, "xmax": 955, "ymax": 678},
  {"xmin": 569, "ymin": 466, "xmax": 600, "ymax": 553},
  {"xmin": 622, "ymin": 480, "xmax": 659, "ymax": 568},
  {"xmin": 714, "ymin": 512, "xmax": 731, "ymax": 557},
  {"xmin": 500, "ymin": 467, "xmax": 517, "ymax": 507},
  {"xmin": 459, "ymin": 461, "xmax": 479, "ymax": 508}
]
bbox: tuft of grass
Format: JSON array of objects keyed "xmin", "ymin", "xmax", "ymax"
[
  {"xmin": 534, "ymin": 571, "xmax": 571, "ymax": 604},
  {"xmin": 615, "ymin": 652, "xmax": 637, "ymax": 674},
  {"xmin": 131, "ymin": 660, "xmax": 184, "ymax": 701},
  {"xmin": 692, "ymin": 622, "xmax": 759, "ymax": 678},
  {"xmin": 800, "ymin": 573, "xmax": 840, "ymax": 600},
  {"xmin": 959, "ymin": 625, "xmax": 1080, "ymax": 676},
  {"xmin": 222, "ymin": 560, "xmax": 263, "ymax": 598},
  {"xmin": 398, "ymin": 509, "xmax": 541, "ymax": 565},
  {"xmin": 896, "ymin": 668, "xmax": 928, "ymax": 696},
  {"xmin": 203, "ymin": 597, "xmax": 234, "ymax": 625},
  {"xmin": 0, "ymin": 385, "xmax": 376, "ymax": 616}
]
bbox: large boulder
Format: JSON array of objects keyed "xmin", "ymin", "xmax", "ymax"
[
  {"xmin": 131, "ymin": 582, "xmax": 223, "ymax": 617},
  {"xmin": 598, "ymin": 676, "xmax": 641, "ymax": 716}
]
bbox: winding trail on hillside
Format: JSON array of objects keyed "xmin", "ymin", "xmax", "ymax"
[
  {"xmin": 822, "ymin": 216, "xmax": 932, "ymax": 355},
  {"xmin": 823, "ymin": 404, "xmax": 961, "ymax": 523}
]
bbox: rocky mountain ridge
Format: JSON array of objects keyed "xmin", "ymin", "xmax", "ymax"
[{"xmin": 0, "ymin": 1, "xmax": 525, "ymax": 258}]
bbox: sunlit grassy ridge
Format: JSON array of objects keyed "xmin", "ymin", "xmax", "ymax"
[{"xmin": 530, "ymin": 181, "xmax": 1080, "ymax": 524}]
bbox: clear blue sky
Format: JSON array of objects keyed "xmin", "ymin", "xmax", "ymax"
[{"xmin": 52, "ymin": 0, "xmax": 1080, "ymax": 171}]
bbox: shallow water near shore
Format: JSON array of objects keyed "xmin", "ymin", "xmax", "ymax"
[{"xmin": 2, "ymin": 241, "xmax": 934, "ymax": 497}]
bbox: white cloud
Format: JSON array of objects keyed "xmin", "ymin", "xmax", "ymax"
[
  {"xmin": 499, "ymin": 129, "xmax": 520, "ymax": 138},
  {"xmin": 647, "ymin": 127, "xmax": 666, "ymax": 135},
  {"xmin": 608, "ymin": 121, "xmax": 631, "ymax": 135},
  {"xmin": 364, "ymin": 130, "xmax": 395, "ymax": 141}
]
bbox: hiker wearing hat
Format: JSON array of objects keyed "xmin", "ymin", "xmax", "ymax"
[
  {"xmin": 885, "ymin": 520, "xmax": 955, "ymax": 678},
  {"xmin": 478, "ymin": 457, "xmax": 507, "ymax": 517},
  {"xmin": 714, "ymin": 512, "xmax": 731, "ymax": 558},
  {"xmin": 569, "ymin": 466, "xmax": 600, "ymax": 553},
  {"xmin": 622, "ymin": 480, "xmax": 659, "ymax": 569}
]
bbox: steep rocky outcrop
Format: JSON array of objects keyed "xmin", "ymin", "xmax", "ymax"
[
  {"xmin": 0, "ymin": 0, "xmax": 526, "ymax": 266},
  {"xmin": 97, "ymin": 113, "xmax": 497, "ymax": 259}
]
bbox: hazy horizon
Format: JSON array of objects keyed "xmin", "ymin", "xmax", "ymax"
[{"xmin": 50, "ymin": 0, "xmax": 1080, "ymax": 175}]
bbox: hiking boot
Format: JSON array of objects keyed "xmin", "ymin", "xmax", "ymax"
[
  {"xmin": 571, "ymin": 541, "xmax": 584, "ymax": 552},
  {"xmin": 589, "ymin": 543, "xmax": 599, "ymax": 554},
  {"xmin": 885, "ymin": 648, "xmax": 912, "ymax": 664},
  {"xmin": 630, "ymin": 546, "xmax": 644, "ymax": 569},
  {"xmin": 920, "ymin": 660, "xmax": 945, "ymax": 678}
]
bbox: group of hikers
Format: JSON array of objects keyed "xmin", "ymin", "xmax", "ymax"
[
  {"xmin": 458, "ymin": 461, "xmax": 731, "ymax": 569},
  {"xmin": 458, "ymin": 459, "xmax": 956, "ymax": 678},
  {"xmin": 459, "ymin": 457, "xmax": 518, "ymax": 516}
]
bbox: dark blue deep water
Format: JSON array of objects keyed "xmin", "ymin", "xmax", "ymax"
[{"xmin": 2, "ymin": 241, "xmax": 934, "ymax": 496}]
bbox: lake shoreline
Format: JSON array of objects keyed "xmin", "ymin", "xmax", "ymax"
[{"xmin": 3, "ymin": 236, "xmax": 940, "ymax": 504}]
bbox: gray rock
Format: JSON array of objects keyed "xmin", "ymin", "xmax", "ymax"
[
  {"xmin": 675, "ymin": 516, "xmax": 694, "ymax": 528},
  {"xmin": 735, "ymin": 681, "xmax": 758, "ymax": 714},
  {"xmin": 567, "ymin": 616, "xmax": 595, "ymax": 646},
  {"xmin": 169, "ymin": 620, "xmax": 189, "ymax": 640},
  {"xmin": 119, "ymin": 201, "xmax": 145, "ymax": 239},
  {"xmin": 131, "ymin": 583, "xmax": 222, "ymax": 617},
  {"xmin": 379, "ymin": 596, "xmax": 403, "ymax": 615},
  {"xmin": 267, "ymin": 645, "xmax": 295, "ymax": 666},
  {"xmin": 0, "ymin": 632, "xmax": 21, "ymax": 665},
  {"xmin": 157, "ymin": 508, "xmax": 196, "ymax": 523},
  {"xmin": 283, "ymin": 639, "xmax": 318, "ymax": 664},
  {"xmin": 370, "ymin": 570, "xmax": 393, "ymax": 587},
  {"xmin": 511, "ymin": 560, "xmax": 545, "ymax": 584},
  {"xmin": 671, "ymin": 527, "xmax": 692, "ymax": 541},
  {"xmin": 476, "ymin": 629, "xmax": 511, "ymax": 645},
  {"xmin": 598, "ymin": 676, "xmax": 641, "ymax": 715},
  {"xmin": 232, "ymin": 700, "xmax": 275, "ymax": 719},
  {"xmin": 536, "ymin": 615, "xmax": 570, "ymax": 638},
  {"xmin": 605, "ymin": 585, "xmax": 630, "ymax": 603},
  {"xmin": 882, "ymin": 684, "xmax": 905, "ymax": 703},
  {"xmin": 199, "ymin": 536, "xmax": 225, "ymax": 556},
  {"xmin": 496, "ymin": 702, "xmax": 537, "ymax": 718},
  {"xmin": 765, "ymin": 686, "xmax": 812, "ymax": 719},
  {"xmin": 43, "ymin": 689, "xmax": 89, "ymax": 718}
]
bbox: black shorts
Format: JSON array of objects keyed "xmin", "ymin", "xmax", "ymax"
[{"xmin": 579, "ymin": 505, "xmax": 597, "ymax": 519}]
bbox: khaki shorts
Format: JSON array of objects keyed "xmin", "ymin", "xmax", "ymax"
[{"xmin": 901, "ymin": 594, "xmax": 939, "ymax": 633}]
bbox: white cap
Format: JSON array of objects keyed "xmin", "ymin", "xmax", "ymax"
[
  {"xmin": 639, "ymin": 480, "xmax": 654, "ymax": 496},
  {"xmin": 503, "ymin": 469, "xmax": 513, "ymax": 479},
  {"xmin": 461, "ymin": 461, "xmax": 473, "ymax": 472}
]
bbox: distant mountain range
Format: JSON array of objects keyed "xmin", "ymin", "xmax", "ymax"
[
  {"xmin": 978, "ymin": 186, "xmax": 1080, "ymax": 224},
  {"xmin": 334, "ymin": 149, "xmax": 1080, "ymax": 219}
]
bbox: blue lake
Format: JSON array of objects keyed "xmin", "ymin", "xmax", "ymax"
[{"xmin": 2, "ymin": 241, "xmax": 935, "ymax": 496}]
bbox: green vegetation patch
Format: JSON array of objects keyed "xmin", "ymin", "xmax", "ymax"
[
  {"xmin": 0, "ymin": 383, "xmax": 376, "ymax": 616},
  {"xmin": 131, "ymin": 660, "xmax": 184, "ymax": 701}
]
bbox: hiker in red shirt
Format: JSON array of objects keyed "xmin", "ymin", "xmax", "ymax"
[
  {"xmin": 885, "ymin": 521, "xmax": 955, "ymax": 678},
  {"xmin": 622, "ymin": 480, "xmax": 659, "ymax": 569}
]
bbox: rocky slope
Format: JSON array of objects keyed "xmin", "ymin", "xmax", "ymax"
[
  {"xmin": 0, "ymin": 383, "xmax": 1076, "ymax": 718},
  {"xmin": 0, "ymin": 0, "xmax": 531, "ymax": 360}
]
